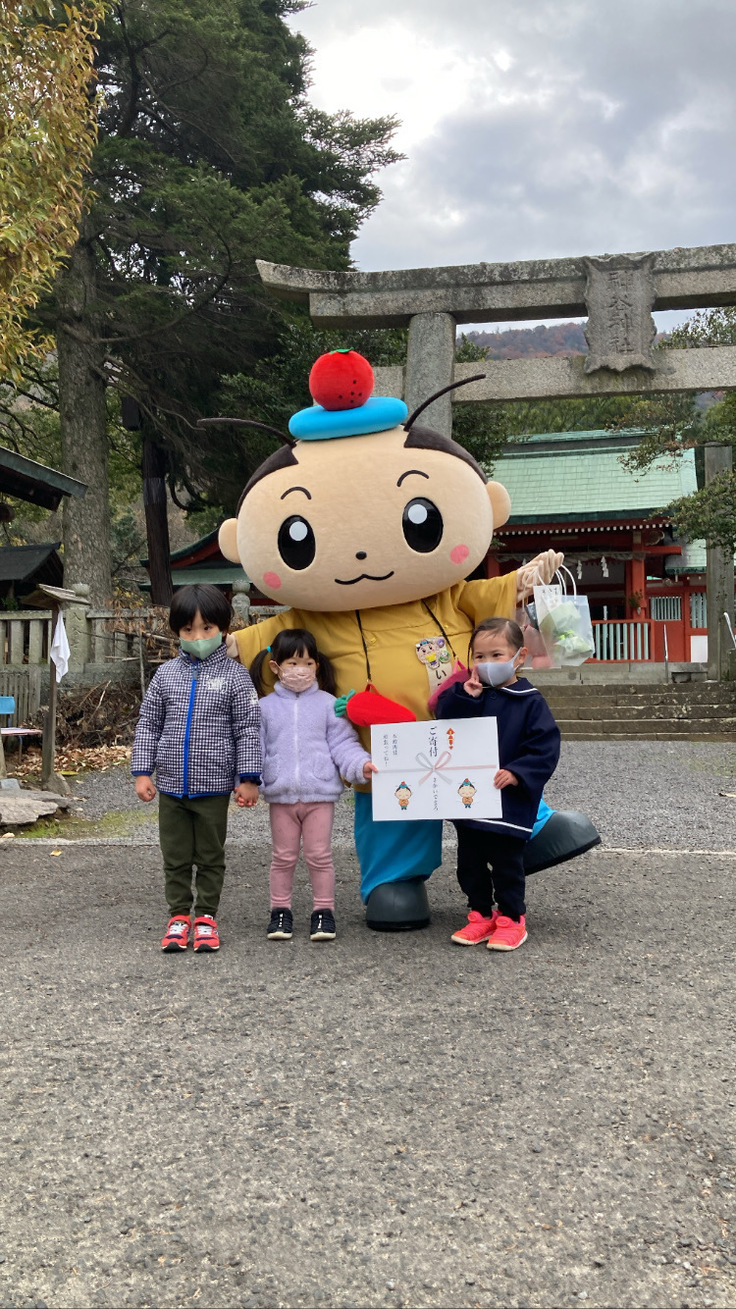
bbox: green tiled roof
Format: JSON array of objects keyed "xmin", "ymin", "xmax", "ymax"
[
  {"xmin": 140, "ymin": 566, "xmax": 250, "ymax": 590},
  {"xmin": 664, "ymin": 540, "xmax": 736, "ymax": 574},
  {"xmin": 168, "ymin": 528, "xmax": 218, "ymax": 564},
  {"xmin": 495, "ymin": 430, "xmax": 697, "ymax": 521}
]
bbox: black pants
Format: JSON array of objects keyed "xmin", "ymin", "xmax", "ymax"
[{"xmin": 455, "ymin": 825, "xmax": 527, "ymax": 922}]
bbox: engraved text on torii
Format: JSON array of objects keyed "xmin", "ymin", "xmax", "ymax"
[{"xmin": 583, "ymin": 254, "xmax": 657, "ymax": 373}]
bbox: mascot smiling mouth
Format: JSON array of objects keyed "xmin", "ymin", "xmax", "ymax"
[{"xmin": 335, "ymin": 570, "xmax": 395, "ymax": 586}]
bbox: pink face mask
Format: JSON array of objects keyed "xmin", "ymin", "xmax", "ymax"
[{"xmin": 279, "ymin": 666, "xmax": 317, "ymax": 693}]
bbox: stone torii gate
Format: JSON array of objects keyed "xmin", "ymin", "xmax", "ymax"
[{"xmin": 256, "ymin": 243, "xmax": 736, "ymax": 678}]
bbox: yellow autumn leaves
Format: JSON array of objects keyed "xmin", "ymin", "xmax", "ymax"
[{"xmin": 0, "ymin": 0, "xmax": 106, "ymax": 380}]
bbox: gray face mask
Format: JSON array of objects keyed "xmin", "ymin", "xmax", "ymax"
[{"xmin": 477, "ymin": 656, "xmax": 520, "ymax": 688}]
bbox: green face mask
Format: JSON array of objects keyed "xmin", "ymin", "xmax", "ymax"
[{"xmin": 180, "ymin": 634, "xmax": 223, "ymax": 660}]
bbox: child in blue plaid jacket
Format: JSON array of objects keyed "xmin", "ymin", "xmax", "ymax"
[{"xmin": 132, "ymin": 583, "xmax": 261, "ymax": 953}]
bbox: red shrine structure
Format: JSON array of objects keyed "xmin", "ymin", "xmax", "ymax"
[{"xmin": 488, "ymin": 429, "xmax": 719, "ymax": 665}]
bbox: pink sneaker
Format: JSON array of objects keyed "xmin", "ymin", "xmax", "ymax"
[
  {"xmin": 487, "ymin": 914, "xmax": 527, "ymax": 951},
  {"xmin": 451, "ymin": 909, "xmax": 498, "ymax": 946}
]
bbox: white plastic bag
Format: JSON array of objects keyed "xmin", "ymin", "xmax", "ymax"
[{"xmin": 533, "ymin": 566, "xmax": 595, "ymax": 667}]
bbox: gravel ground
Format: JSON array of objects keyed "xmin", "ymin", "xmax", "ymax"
[
  {"xmin": 47, "ymin": 740, "xmax": 736, "ymax": 851},
  {"xmin": 1, "ymin": 839, "xmax": 735, "ymax": 1309}
]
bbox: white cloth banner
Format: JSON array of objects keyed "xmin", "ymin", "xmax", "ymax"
[
  {"xmin": 50, "ymin": 613, "xmax": 70, "ymax": 683},
  {"xmin": 371, "ymin": 718, "xmax": 502, "ymax": 822}
]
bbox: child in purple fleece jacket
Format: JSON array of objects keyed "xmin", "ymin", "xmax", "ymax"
[{"xmin": 250, "ymin": 629, "xmax": 376, "ymax": 943}]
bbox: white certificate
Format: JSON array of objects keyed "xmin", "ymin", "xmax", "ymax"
[{"xmin": 370, "ymin": 718, "xmax": 502, "ymax": 822}]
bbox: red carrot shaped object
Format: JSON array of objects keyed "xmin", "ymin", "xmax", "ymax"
[{"xmin": 334, "ymin": 684, "xmax": 416, "ymax": 726}]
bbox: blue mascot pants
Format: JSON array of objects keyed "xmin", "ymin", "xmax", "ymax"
[
  {"xmin": 354, "ymin": 792, "xmax": 555, "ymax": 903},
  {"xmin": 354, "ymin": 791, "xmax": 442, "ymax": 902},
  {"xmin": 531, "ymin": 797, "xmax": 553, "ymax": 838}
]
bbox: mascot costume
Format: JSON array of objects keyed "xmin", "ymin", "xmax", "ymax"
[{"xmin": 213, "ymin": 350, "xmax": 600, "ymax": 930}]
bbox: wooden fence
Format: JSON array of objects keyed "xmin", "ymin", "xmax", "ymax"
[
  {"xmin": 0, "ymin": 667, "xmax": 42, "ymax": 723},
  {"xmin": 0, "ymin": 611, "xmax": 51, "ymax": 668},
  {"xmin": 0, "ymin": 602, "xmax": 287, "ymax": 681}
]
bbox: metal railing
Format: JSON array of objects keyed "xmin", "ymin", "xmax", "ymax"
[{"xmin": 592, "ymin": 619, "xmax": 651, "ymax": 662}]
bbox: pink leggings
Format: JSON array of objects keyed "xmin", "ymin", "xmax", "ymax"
[{"xmin": 268, "ymin": 801, "xmax": 336, "ymax": 911}]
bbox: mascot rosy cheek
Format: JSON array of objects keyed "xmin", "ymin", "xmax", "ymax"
[{"xmin": 213, "ymin": 351, "xmax": 599, "ymax": 930}]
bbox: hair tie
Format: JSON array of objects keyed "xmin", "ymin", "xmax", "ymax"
[{"xmin": 266, "ymin": 645, "xmax": 271, "ymax": 653}]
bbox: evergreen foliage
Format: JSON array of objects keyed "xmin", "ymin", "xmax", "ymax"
[
  {"xmin": 2, "ymin": 0, "xmax": 401, "ymax": 597},
  {"xmin": 452, "ymin": 334, "xmax": 508, "ymax": 472},
  {"xmin": 620, "ymin": 312, "xmax": 736, "ymax": 549},
  {"xmin": 76, "ymin": 0, "xmax": 400, "ymax": 498}
]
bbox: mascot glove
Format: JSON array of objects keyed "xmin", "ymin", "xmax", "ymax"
[
  {"xmin": 334, "ymin": 690, "xmax": 357, "ymax": 718},
  {"xmin": 516, "ymin": 548, "xmax": 565, "ymax": 600},
  {"xmin": 338, "ymin": 684, "xmax": 416, "ymax": 727}
]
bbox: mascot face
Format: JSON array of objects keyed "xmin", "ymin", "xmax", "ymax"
[{"xmin": 220, "ymin": 423, "xmax": 511, "ymax": 612}]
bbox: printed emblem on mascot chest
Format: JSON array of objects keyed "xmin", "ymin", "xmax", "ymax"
[{"xmin": 415, "ymin": 635, "xmax": 452, "ymax": 693}]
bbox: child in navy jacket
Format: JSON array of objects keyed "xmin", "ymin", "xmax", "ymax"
[{"xmin": 435, "ymin": 616, "xmax": 560, "ymax": 952}]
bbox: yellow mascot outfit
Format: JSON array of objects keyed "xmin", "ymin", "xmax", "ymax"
[{"xmin": 217, "ymin": 350, "xmax": 599, "ymax": 928}]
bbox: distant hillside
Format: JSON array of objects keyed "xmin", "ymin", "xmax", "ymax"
[{"xmin": 464, "ymin": 323, "xmax": 588, "ymax": 358}]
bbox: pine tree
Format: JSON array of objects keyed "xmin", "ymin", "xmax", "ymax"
[{"xmin": 37, "ymin": 0, "xmax": 400, "ymax": 601}]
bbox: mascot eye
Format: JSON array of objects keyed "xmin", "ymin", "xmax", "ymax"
[
  {"xmin": 402, "ymin": 497, "xmax": 443, "ymax": 553},
  {"xmin": 278, "ymin": 515, "xmax": 316, "ymax": 570}
]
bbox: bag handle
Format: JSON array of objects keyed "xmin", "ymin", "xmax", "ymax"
[
  {"xmin": 530, "ymin": 561, "xmax": 577, "ymax": 596},
  {"xmin": 555, "ymin": 564, "xmax": 577, "ymax": 596}
]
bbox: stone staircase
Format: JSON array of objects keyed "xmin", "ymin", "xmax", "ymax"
[{"xmin": 533, "ymin": 681, "xmax": 736, "ymax": 741}]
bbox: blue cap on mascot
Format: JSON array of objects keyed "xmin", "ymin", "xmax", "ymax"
[{"xmin": 288, "ymin": 349, "xmax": 408, "ymax": 440}]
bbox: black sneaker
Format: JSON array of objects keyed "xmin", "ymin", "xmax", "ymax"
[
  {"xmin": 310, "ymin": 909, "xmax": 336, "ymax": 941},
  {"xmin": 267, "ymin": 907, "xmax": 293, "ymax": 940}
]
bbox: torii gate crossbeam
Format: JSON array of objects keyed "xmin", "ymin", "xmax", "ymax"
[
  {"xmin": 257, "ymin": 243, "xmax": 736, "ymax": 434},
  {"xmin": 257, "ymin": 243, "xmax": 736, "ymax": 678}
]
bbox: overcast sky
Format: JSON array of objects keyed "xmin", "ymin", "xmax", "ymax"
[{"xmin": 288, "ymin": 0, "xmax": 735, "ymax": 329}]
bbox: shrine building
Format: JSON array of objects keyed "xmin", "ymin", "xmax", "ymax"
[{"xmin": 489, "ymin": 428, "xmax": 716, "ymax": 664}]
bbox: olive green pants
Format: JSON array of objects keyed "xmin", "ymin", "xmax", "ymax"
[{"xmin": 158, "ymin": 792, "xmax": 231, "ymax": 919}]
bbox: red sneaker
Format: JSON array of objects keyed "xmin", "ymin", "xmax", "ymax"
[
  {"xmin": 193, "ymin": 915, "xmax": 220, "ymax": 952},
  {"xmin": 487, "ymin": 914, "xmax": 527, "ymax": 951},
  {"xmin": 161, "ymin": 915, "xmax": 191, "ymax": 952},
  {"xmin": 451, "ymin": 909, "xmax": 498, "ymax": 946}
]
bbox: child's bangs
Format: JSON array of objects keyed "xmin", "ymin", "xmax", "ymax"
[
  {"xmin": 169, "ymin": 583, "xmax": 231, "ymax": 634},
  {"xmin": 272, "ymin": 628, "xmax": 319, "ymax": 663}
]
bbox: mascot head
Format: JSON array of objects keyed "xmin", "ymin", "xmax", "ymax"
[{"xmin": 215, "ymin": 350, "xmax": 511, "ymax": 612}]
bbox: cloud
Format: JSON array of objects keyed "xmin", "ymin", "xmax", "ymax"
[{"xmin": 290, "ymin": 0, "xmax": 736, "ymax": 278}]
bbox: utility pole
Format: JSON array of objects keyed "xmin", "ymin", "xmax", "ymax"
[{"xmin": 704, "ymin": 442, "xmax": 734, "ymax": 681}]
